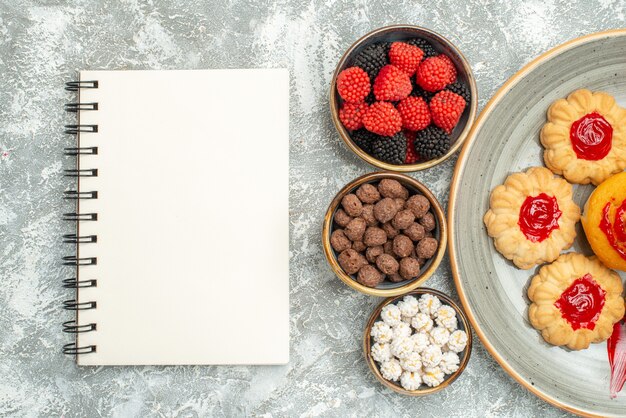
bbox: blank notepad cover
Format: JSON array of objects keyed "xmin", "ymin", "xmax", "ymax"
[{"xmin": 72, "ymin": 69, "xmax": 289, "ymax": 365}]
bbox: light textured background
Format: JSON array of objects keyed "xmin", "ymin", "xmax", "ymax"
[{"xmin": 0, "ymin": 0, "xmax": 624, "ymax": 416}]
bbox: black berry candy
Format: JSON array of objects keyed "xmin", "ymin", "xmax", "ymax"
[
  {"xmin": 351, "ymin": 43, "xmax": 389, "ymax": 81},
  {"xmin": 410, "ymin": 78, "xmax": 435, "ymax": 103},
  {"xmin": 371, "ymin": 132, "xmax": 407, "ymax": 165},
  {"xmin": 406, "ymin": 38, "xmax": 438, "ymax": 58},
  {"xmin": 351, "ymin": 129, "xmax": 379, "ymax": 154},
  {"xmin": 445, "ymin": 81, "xmax": 471, "ymax": 103},
  {"xmin": 414, "ymin": 126, "xmax": 451, "ymax": 160}
]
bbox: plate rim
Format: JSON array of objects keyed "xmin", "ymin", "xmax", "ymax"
[{"xmin": 448, "ymin": 28, "xmax": 626, "ymax": 418}]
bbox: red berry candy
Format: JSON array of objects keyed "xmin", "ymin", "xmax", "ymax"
[
  {"xmin": 416, "ymin": 55, "xmax": 457, "ymax": 92},
  {"xmin": 339, "ymin": 102, "xmax": 368, "ymax": 131},
  {"xmin": 397, "ymin": 96, "xmax": 431, "ymax": 131},
  {"xmin": 429, "ymin": 90, "xmax": 466, "ymax": 133},
  {"xmin": 337, "ymin": 67, "xmax": 371, "ymax": 103},
  {"xmin": 404, "ymin": 130, "xmax": 419, "ymax": 164},
  {"xmin": 438, "ymin": 54, "xmax": 458, "ymax": 84},
  {"xmin": 363, "ymin": 102, "xmax": 402, "ymax": 136},
  {"xmin": 373, "ymin": 65, "xmax": 412, "ymax": 102},
  {"xmin": 389, "ymin": 42, "xmax": 424, "ymax": 76}
]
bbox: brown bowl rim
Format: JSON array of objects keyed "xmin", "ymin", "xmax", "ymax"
[
  {"xmin": 322, "ymin": 172, "xmax": 447, "ymax": 297},
  {"xmin": 363, "ymin": 288, "xmax": 473, "ymax": 395},
  {"xmin": 330, "ymin": 24, "xmax": 478, "ymax": 172}
]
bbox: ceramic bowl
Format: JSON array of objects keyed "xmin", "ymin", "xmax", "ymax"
[
  {"xmin": 330, "ymin": 24, "xmax": 478, "ymax": 172},
  {"xmin": 449, "ymin": 29, "xmax": 626, "ymax": 416},
  {"xmin": 322, "ymin": 172, "xmax": 447, "ymax": 297},
  {"xmin": 363, "ymin": 288, "xmax": 473, "ymax": 395}
]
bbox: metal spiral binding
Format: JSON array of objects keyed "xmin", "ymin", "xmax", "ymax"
[
  {"xmin": 63, "ymin": 320, "xmax": 97, "ymax": 333},
  {"xmin": 63, "ymin": 300, "xmax": 97, "ymax": 310},
  {"xmin": 63, "ymin": 79, "xmax": 99, "ymax": 357},
  {"xmin": 65, "ymin": 80, "xmax": 98, "ymax": 91},
  {"xmin": 65, "ymin": 102, "xmax": 98, "ymax": 112},
  {"xmin": 62, "ymin": 278, "xmax": 97, "ymax": 288},
  {"xmin": 64, "ymin": 147, "xmax": 98, "ymax": 156},
  {"xmin": 64, "ymin": 169, "xmax": 98, "ymax": 177},
  {"xmin": 63, "ymin": 190, "xmax": 98, "ymax": 199},
  {"xmin": 62, "ymin": 256, "xmax": 97, "ymax": 266},
  {"xmin": 65, "ymin": 124, "xmax": 98, "ymax": 134},
  {"xmin": 63, "ymin": 212, "xmax": 97, "ymax": 221},
  {"xmin": 63, "ymin": 343, "xmax": 96, "ymax": 355},
  {"xmin": 62, "ymin": 234, "xmax": 97, "ymax": 244}
]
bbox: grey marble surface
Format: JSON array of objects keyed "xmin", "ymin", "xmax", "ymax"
[{"xmin": 1, "ymin": 0, "xmax": 624, "ymax": 416}]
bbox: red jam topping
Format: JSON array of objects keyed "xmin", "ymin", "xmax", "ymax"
[
  {"xmin": 569, "ymin": 112, "xmax": 613, "ymax": 160},
  {"xmin": 600, "ymin": 198, "xmax": 626, "ymax": 261},
  {"xmin": 554, "ymin": 273, "xmax": 605, "ymax": 331},
  {"xmin": 608, "ymin": 315, "xmax": 626, "ymax": 398},
  {"xmin": 518, "ymin": 193, "xmax": 562, "ymax": 242}
]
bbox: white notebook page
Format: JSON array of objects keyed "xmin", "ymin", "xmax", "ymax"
[{"xmin": 74, "ymin": 69, "xmax": 289, "ymax": 365}]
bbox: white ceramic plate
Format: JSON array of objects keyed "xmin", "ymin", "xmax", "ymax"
[{"xmin": 449, "ymin": 30, "xmax": 626, "ymax": 417}]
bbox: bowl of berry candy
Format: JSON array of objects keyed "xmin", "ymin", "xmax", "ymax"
[{"xmin": 330, "ymin": 25, "xmax": 478, "ymax": 171}]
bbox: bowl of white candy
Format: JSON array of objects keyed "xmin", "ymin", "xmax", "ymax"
[{"xmin": 363, "ymin": 288, "xmax": 472, "ymax": 395}]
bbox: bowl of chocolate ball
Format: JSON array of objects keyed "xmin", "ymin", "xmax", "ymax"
[{"xmin": 322, "ymin": 172, "xmax": 446, "ymax": 297}]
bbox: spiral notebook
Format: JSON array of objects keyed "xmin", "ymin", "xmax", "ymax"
[{"xmin": 63, "ymin": 69, "xmax": 289, "ymax": 366}]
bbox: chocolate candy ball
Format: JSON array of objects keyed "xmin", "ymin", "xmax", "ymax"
[
  {"xmin": 383, "ymin": 240, "xmax": 394, "ymax": 256},
  {"xmin": 373, "ymin": 198, "xmax": 398, "ymax": 223},
  {"xmin": 388, "ymin": 273, "xmax": 405, "ymax": 283},
  {"xmin": 361, "ymin": 204, "xmax": 377, "ymax": 226},
  {"xmin": 341, "ymin": 193, "xmax": 363, "ymax": 217},
  {"xmin": 364, "ymin": 227, "xmax": 387, "ymax": 246},
  {"xmin": 382, "ymin": 222, "xmax": 399, "ymax": 239},
  {"xmin": 419, "ymin": 212, "xmax": 436, "ymax": 232},
  {"xmin": 337, "ymin": 249, "xmax": 366, "ymax": 275},
  {"xmin": 344, "ymin": 217, "xmax": 367, "ymax": 241},
  {"xmin": 404, "ymin": 222, "xmax": 426, "ymax": 241},
  {"xmin": 366, "ymin": 245, "xmax": 384, "ymax": 263},
  {"xmin": 394, "ymin": 198, "xmax": 406, "ymax": 212},
  {"xmin": 334, "ymin": 208, "xmax": 353, "ymax": 228},
  {"xmin": 378, "ymin": 179, "xmax": 408, "ymax": 199},
  {"xmin": 376, "ymin": 253, "xmax": 400, "ymax": 275},
  {"xmin": 416, "ymin": 237, "xmax": 438, "ymax": 259},
  {"xmin": 393, "ymin": 234, "xmax": 414, "ymax": 258},
  {"xmin": 399, "ymin": 257, "xmax": 421, "ymax": 280},
  {"xmin": 406, "ymin": 194, "xmax": 430, "ymax": 218},
  {"xmin": 330, "ymin": 229, "xmax": 351, "ymax": 252},
  {"xmin": 392, "ymin": 209, "xmax": 415, "ymax": 230},
  {"xmin": 356, "ymin": 183, "xmax": 381, "ymax": 204},
  {"xmin": 409, "ymin": 249, "xmax": 427, "ymax": 266},
  {"xmin": 357, "ymin": 265, "xmax": 383, "ymax": 288}
]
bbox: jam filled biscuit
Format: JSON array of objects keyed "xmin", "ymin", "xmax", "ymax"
[
  {"xmin": 582, "ymin": 171, "xmax": 626, "ymax": 271},
  {"xmin": 541, "ymin": 89, "xmax": 626, "ymax": 185},
  {"xmin": 484, "ymin": 166, "xmax": 580, "ymax": 269},
  {"xmin": 527, "ymin": 253, "xmax": 625, "ymax": 351}
]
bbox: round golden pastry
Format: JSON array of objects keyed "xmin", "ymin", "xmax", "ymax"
[
  {"xmin": 581, "ymin": 171, "xmax": 626, "ymax": 271},
  {"xmin": 484, "ymin": 166, "xmax": 580, "ymax": 270},
  {"xmin": 540, "ymin": 89, "xmax": 626, "ymax": 185},
  {"xmin": 527, "ymin": 253, "xmax": 625, "ymax": 351}
]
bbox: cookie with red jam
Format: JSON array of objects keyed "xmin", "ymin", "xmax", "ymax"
[
  {"xmin": 541, "ymin": 89, "xmax": 626, "ymax": 185},
  {"xmin": 528, "ymin": 253, "xmax": 625, "ymax": 351},
  {"xmin": 484, "ymin": 167, "xmax": 580, "ymax": 269}
]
